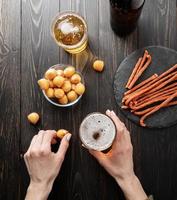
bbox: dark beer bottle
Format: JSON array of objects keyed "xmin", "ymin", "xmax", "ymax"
[{"xmin": 110, "ymin": 0, "xmax": 145, "ymax": 36}]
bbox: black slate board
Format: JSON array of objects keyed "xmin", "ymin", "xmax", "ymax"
[{"xmin": 114, "ymin": 46, "xmax": 177, "ymax": 128}]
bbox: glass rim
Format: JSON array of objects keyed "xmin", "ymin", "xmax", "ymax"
[{"xmin": 51, "ymin": 11, "xmax": 88, "ymax": 50}]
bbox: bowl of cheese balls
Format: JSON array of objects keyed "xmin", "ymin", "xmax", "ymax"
[{"xmin": 38, "ymin": 64, "xmax": 85, "ymax": 107}]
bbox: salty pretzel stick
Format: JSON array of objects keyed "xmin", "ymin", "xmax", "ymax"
[
  {"xmin": 125, "ymin": 63, "xmax": 177, "ymax": 98},
  {"xmin": 132, "ymin": 92, "xmax": 175, "ymax": 110},
  {"xmin": 130, "ymin": 91, "xmax": 177, "ymax": 111},
  {"xmin": 124, "ymin": 70, "xmax": 164, "ymax": 104},
  {"xmin": 124, "ymin": 74, "xmax": 158, "ymax": 96},
  {"xmin": 130, "ymin": 96, "xmax": 166, "ymax": 110},
  {"xmin": 122, "ymin": 74, "xmax": 158, "ymax": 103},
  {"xmin": 160, "ymin": 64, "xmax": 177, "ymax": 77},
  {"xmin": 140, "ymin": 91, "xmax": 177, "ymax": 127},
  {"xmin": 133, "ymin": 71, "xmax": 177, "ymax": 101},
  {"xmin": 126, "ymin": 50, "xmax": 148, "ymax": 89},
  {"xmin": 138, "ymin": 82, "xmax": 177, "ymax": 100},
  {"xmin": 145, "ymin": 77, "xmax": 177, "ymax": 94},
  {"xmin": 134, "ymin": 100, "xmax": 177, "ymax": 116},
  {"xmin": 136, "ymin": 87, "xmax": 177, "ymax": 105},
  {"xmin": 136, "ymin": 50, "xmax": 149, "ymax": 73},
  {"xmin": 128, "ymin": 55, "xmax": 152, "ymax": 89},
  {"xmin": 133, "ymin": 107, "xmax": 155, "ymax": 115},
  {"xmin": 126, "ymin": 57, "xmax": 142, "ymax": 88},
  {"xmin": 125, "ymin": 73, "xmax": 177, "ymax": 106}
]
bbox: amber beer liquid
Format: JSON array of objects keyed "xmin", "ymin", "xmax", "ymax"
[
  {"xmin": 110, "ymin": 0, "xmax": 145, "ymax": 36},
  {"xmin": 51, "ymin": 11, "xmax": 88, "ymax": 54},
  {"xmin": 79, "ymin": 113, "xmax": 116, "ymax": 152}
]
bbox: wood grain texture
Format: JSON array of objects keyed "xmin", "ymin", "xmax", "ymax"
[
  {"xmin": 1, "ymin": 0, "xmax": 177, "ymax": 200},
  {"xmin": 20, "ymin": 0, "xmax": 59, "ymax": 198},
  {"xmin": 134, "ymin": 1, "xmax": 177, "ymax": 200},
  {"xmin": 139, "ymin": 0, "xmax": 177, "ymax": 49},
  {"xmin": 0, "ymin": 0, "xmax": 21, "ymax": 199}
]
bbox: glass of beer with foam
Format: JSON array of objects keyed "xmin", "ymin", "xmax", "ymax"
[
  {"xmin": 79, "ymin": 113, "xmax": 116, "ymax": 152},
  {"xmin": 51, "ymin": 11, "xmax": 88, "ymax": 54}
]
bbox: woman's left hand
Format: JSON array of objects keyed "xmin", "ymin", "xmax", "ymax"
[{"xmin": 24, "ymin": 130, "xmax": 71, "ymax": 200}]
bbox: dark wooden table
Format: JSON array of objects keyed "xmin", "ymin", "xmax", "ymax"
[{"xmin": 1, "ymin": 0, "xmax": 177, "ymax": 200}]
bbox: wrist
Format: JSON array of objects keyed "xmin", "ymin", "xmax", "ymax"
[
  {"xmin": 115, "ymin": 173, "xmax": 137, "ymax": 189},
  {"xmin": 116, "ymin": 174, "xmax": 148, "ymax": 200},
  {"xmin": 26, "ymin": 180, "xmax": 53, "ymax": 200}
]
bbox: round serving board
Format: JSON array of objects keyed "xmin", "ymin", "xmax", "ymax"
[{"xmin": 114, "ymin": 46, "xmax": 177, "ymax": 128}]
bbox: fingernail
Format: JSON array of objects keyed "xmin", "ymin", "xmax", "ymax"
[
  {"xmin": 66, "ymin": 134, "xmax": 72, "ymax": 142},
  {"xmin": 111, "ymin": 111, "xmax": 116, "ymax": 116},
  {"xmin": 106, "ymin": 109, "xmax": 111, "ymax": 115}
]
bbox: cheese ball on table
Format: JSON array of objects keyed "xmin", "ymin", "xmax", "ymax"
[
  {"xmin": 93, "ymin": 60, "xmax": 104, "ymax": 72},
  {"xmin": 27, "ymin": 112, "xmax": 40, "ymax": 125}
]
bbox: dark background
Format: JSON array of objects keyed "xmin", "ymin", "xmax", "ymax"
[{"xmin": 0, "ymin": 0, "xmax": 177, "ymax": 200}]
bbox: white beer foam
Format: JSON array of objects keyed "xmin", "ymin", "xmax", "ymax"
[{"xmin": 80, "ymin": 113, "xmax": 116, "ymax": 151}]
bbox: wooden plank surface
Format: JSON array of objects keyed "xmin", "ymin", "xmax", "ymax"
[
  {"xmin": 1, "ymin": 0, "xmax": 177, "ymax": 200},
  {"xmin": 0, "ymin": 0, "xmax": 21, "ymax": 199},
  {"xmin": 137, "ymin": 1, "xmax": 177, "ymax": 200},
  {"xmin": 20, "ymin": 0, "xmax": 59, "ymax": 198}
]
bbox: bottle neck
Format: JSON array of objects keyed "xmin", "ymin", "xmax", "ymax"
[
  {"xmin": 110, "ymin": 0, "xmax": 132, "ymax": 9},
  {"xmin": 110, "ymin": 0, "xmax": 145, "ymax": 10}
]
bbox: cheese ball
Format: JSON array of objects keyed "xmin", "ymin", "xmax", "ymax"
[
  {"xmin": 58, "ymin": 95, "xmax": 68, "ymax": 105},
  {"xmin": 67, "ymin": 90, "xmax": 78, "ymax": 102},
  {"xmin": 38, "ymin": 79, "xmax": 50, "ymax": 90},
  {"xmin": 64, "ymin": 66, "xmax": 75, "ymax": 77},
  {"xmin": 49, "ymin": 80, "xmax": 55, "ymax": 88},
  {"xmin": 53, "ymin": 76, "xmax": 65, "ymax": 87},
  {"xmin": 93, "ymin": 60, "xmax": 104, "ymax": 72},
  {"xmin": 71, "ymin": 84, "xmax": 76, "ymax": 90},
  {"xmin": 45, "ymin": 88, "xmax": 54, "ymax": 98},
  {"xmin": 75, "ymin": 83, "xmax": 85, "ymax": 95},
  {"xmin": 62, "ymin": 80, "xmax": 72, "ymax": 93},
  {"xmin": 45, "ymin": 68, "xmax": 57, "ymax": 80},
  {"xmin": 54, "ymin": 88, "xmax": 65, "ymax": 99},
  {"xmin": 57, "ymin": 69, "xmax": 64, "ymax": 76},
  {"xmin": 70, "ymin": 74, "xmax": 81, "ymax": 84},
  {"xmin": 56, "ymin": 129, "xmax": 69, "ymax": 139},
  {"xmin": 27, "ymin": 112, "xmax": 40, "ymax": 125}
]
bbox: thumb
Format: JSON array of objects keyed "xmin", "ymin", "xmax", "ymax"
[{"xmin": 56, "ymin": 133, "xmax": 72, "ymax": 162}]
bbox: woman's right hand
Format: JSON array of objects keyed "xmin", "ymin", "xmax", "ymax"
[
  {"xmin": 89, "ymin": 110, "xmax": 134, "ymax": 183},
  {"xmin": 89, "ymin": 110, "xmax": 148, "ymax": 200}
]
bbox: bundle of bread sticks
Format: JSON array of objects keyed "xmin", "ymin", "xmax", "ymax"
[{"xmin": 122, "ymin": 50, "xmax": 177, "ymax": 127}]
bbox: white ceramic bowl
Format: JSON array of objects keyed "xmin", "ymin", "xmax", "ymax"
[{"xmin": 42, "ymin": 64, "xmax": 84, "ymax": 107}]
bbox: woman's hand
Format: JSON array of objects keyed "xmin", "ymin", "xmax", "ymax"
[
  {"xmin": 24, "ymin": 130, "xmax": 71, "ymax": 200},
  {"xmin": 89, "ymin": 110, "xmax": 148, "ymax": 200}
]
